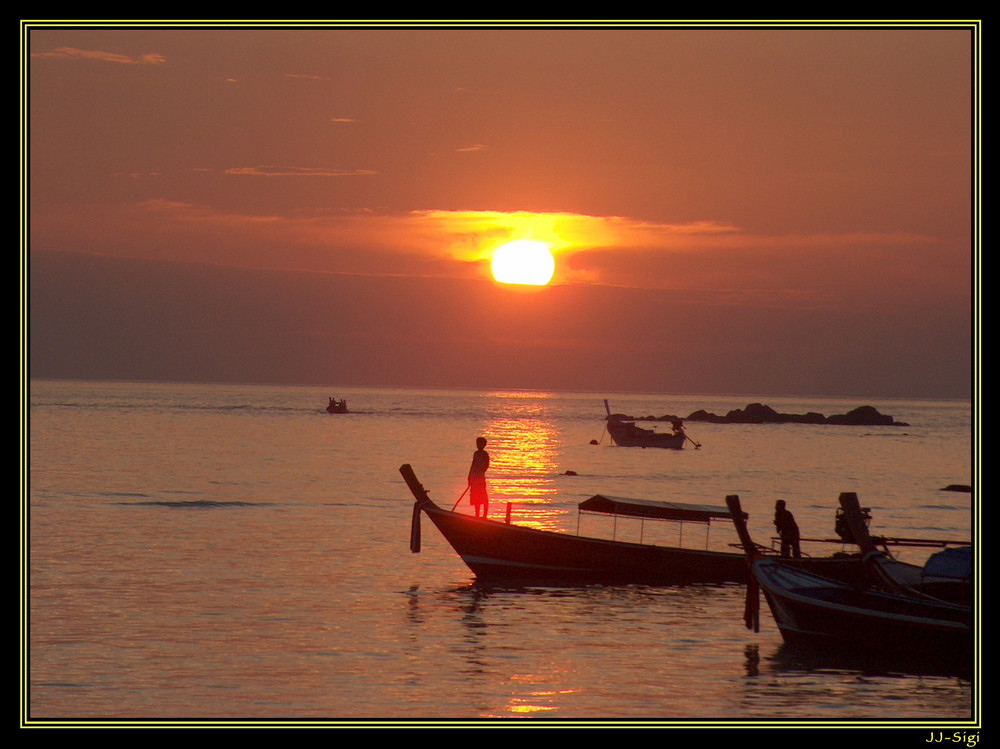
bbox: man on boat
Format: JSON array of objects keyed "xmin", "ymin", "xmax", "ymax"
[
  {"xmin": 468, "ymin": 437, "xmax": 490, "ymax": 518},
  {"xmin": 774, "ymin": 500, "xmax": 801, "ymax": 558}
]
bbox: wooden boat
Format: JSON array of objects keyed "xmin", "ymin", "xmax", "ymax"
[
  {"xmin": 726, "ymin": 495, "xmax": 973, "ymax": 667},
  {"xmin": 604, "ymin": 400, "xmax": 694, "ymax": 449},
  {"xmin": 400, "ymin": 465, "xmax": 880, "ymax": 587},
  {"xmin": 401, "ymin": 464, "xmax": 747, "ymax": 585},
  {"xmin": 745, "ymin": 559, "xmax": 971, "ymax": 664},
  {"xmin": 607, "ymin": 419, "xmax": 687, "ymax": 449},
  {"xmin": 745, "ymin": 493, "xmax": 970, "ymax": 596},
  {"xmin": 326, "ymin": 397, "xmax": 348, "ymax": 414}
]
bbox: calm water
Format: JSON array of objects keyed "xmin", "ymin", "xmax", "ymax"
[{"xmin": 26, "ymin": 380, "xmax": 978, "ymax": 725}]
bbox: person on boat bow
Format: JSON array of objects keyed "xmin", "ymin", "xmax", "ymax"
[
  {"xmin": 468, "ymin": 437, "xmax": 490, "ymax": 518},
  {"xmin": 774, "ymin": 500, "xmax": 801, "ymax": 558}
]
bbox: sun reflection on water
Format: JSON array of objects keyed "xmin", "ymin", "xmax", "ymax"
[
  {"xmin": 479, "ymin": 392, "xmax": 565, "ymax": 531},
  {"xmin": 500, "ymin": 674, "xmax": 577, "ymax": 717}
]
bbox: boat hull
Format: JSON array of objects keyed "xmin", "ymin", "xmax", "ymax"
[{"xmin": 753, "ymin": 559, "xmax": 972, "ymax": 659}]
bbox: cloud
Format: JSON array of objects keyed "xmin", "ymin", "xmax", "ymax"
[
  {"xmin": 223, "ymin": 166, "xmax": 378, "ymax": 177},
  {"xmin": 32, "ymin": 46, "xmax": 166, "ymax": 65},
  {"xmin": 29, "ymin": 198, "xmax": 964, "ymax": 313},
  {"xmin": 408, "ymin": 209, "xmax": 741, "ymax": 259}
]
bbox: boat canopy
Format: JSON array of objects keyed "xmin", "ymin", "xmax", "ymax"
[
  {"xmin": 922, "ymin": 545, "xmax": 973, "ymax": 582},
  {"xmin": 578, "ymin": 494, "xmax": 736, "ymax": 523}
]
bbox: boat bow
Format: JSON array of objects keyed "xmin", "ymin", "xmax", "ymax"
[{"xmin": 400, "ymin": 464, "xmax": 434, "ymax": 553}]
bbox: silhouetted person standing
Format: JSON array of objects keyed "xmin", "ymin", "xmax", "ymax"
[
  {"xmin": 468, "ymin": 437, "xmax": 490, "ymax": 518},
  {"xmin": 774, "ymin": 500, "xmax": 801, "ymax": 558}
]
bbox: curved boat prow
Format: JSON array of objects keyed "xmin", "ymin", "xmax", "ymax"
[
  {"xmin": 725, "ymin": 494, "xmax": 760, "ymax": 632},
  {"xmin": 838, "ymin": 491, "xmax": 957, "ymax": 600},
  {"xmin": 400, "ymin": 464, "xmax": 434, "ymax": 553},
  {"xmin": 725, "ymin": 495, "xmax": 754, "ymax": 557},
  {"xmin": 400, "ymin": 464, "xmax": 431, "ymax": 505}
]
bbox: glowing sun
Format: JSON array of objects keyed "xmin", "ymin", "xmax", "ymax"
[{"xmin": 490, "ymin": 240, "xmax": 555, "ymax": 286}]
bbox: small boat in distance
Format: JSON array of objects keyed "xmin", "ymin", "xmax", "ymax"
[
  {"xmin": 326, "ymin": 397, "xmax": 348, "ymax": 414},
  {"xmin": 604, "ymin": 400, "xmax": 696, "ymax": 449}
]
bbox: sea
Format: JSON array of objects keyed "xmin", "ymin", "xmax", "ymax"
[{"xmin": 25, "ymin": 380, "xmax": 979, "ymax": 728}]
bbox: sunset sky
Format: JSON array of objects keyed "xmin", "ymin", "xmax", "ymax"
[{"xmin": 25, "ymin": 23, "xmax": 978, "ymax": 399}]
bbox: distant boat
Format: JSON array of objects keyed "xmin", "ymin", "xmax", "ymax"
[
  {"xmin": 400, "ymin": 464, "xmax": 880, "ymax": 588},
  {"xmin": 604, "ymin": 400, "xmax": 696, "ymax": 449},
  {"xmin": 607, "ymin": 419, "xmax": 687, "ymax": 449},
  {"xmin": 726, "ymin": 494, "xmax": 973, "ymax": 670},
  {"xmin": 326, "ymin": 397, "xmax": 348, "ymax": 414}
]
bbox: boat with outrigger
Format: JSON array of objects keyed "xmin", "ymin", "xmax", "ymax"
[{"xmin": 399, "ymin": 465, "xmax": 963, "ymax": 589}]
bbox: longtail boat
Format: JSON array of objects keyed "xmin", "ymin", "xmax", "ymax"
[
  {"xmin": 604, "ymin": 400, "xmax": 693, "ymax": 449},
  {"xmin": 606, "ymin": 420, "xmax": 687, "ymax": 449},
  {"xmin": 400, "ymin": 465, "xmax": 889, "ymax": 588},
  {"xmin": 727, "ymin": 494, "xmax": 972, "ymax": 670}
]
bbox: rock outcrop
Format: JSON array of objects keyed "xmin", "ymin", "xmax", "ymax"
[{"xmin": 613, "ymin": 403, "xmax": 909, "ymax": 427}]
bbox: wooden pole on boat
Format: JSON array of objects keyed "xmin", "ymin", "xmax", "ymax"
[
  {"xmin": 451, "ymin": 486, "xmax": 469, "ymax": 511},
  {"xmin": 726, "ymin": 495, "xmax": 759, "ymax": 633},
  {"xmin": 726, "ymin": 495, "xmax": 755, "ymax": 557}
]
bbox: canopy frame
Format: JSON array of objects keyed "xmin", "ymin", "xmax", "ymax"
[{"xmin": 576, "ymin": 494, "xmax": 740, "ymax": 548}]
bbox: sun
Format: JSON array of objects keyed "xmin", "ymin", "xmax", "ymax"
[{"xmin": 490, "ymin": 240, "xmax": 555, "ymax": 286}]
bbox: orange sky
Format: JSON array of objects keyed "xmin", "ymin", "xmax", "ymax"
[{"xmin": 25, "ymin": 24, "xmax": 978, "ymax": 398}]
